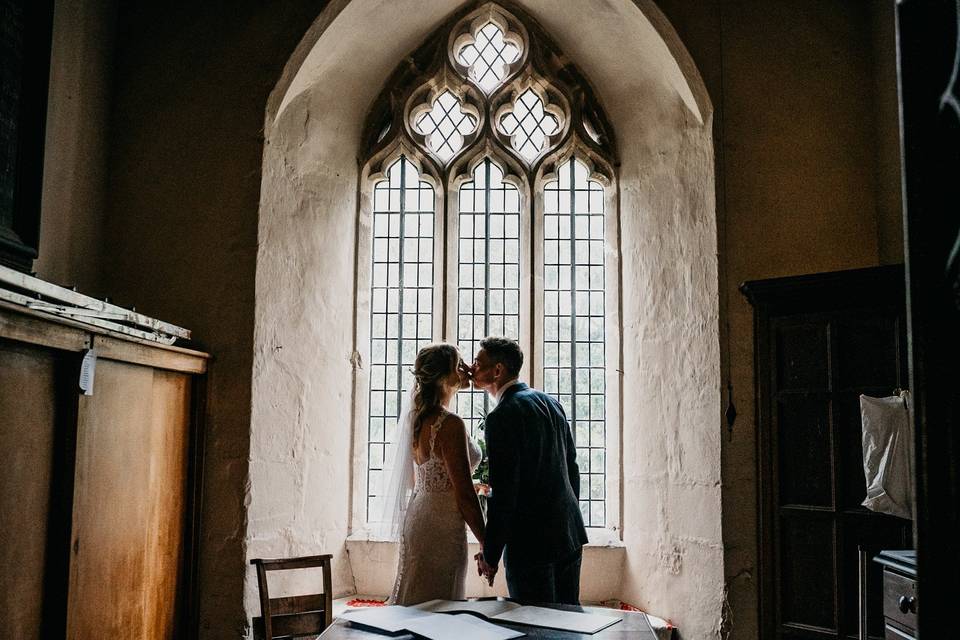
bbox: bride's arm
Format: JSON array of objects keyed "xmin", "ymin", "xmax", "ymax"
[{"xmin": 438, "ymin": 415, "xmax": 487, "ymax": 546}]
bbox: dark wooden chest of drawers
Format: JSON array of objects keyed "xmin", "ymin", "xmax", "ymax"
[{"xmin": 875, "ymin": 550, "xmax": 917, "ymax": 639}]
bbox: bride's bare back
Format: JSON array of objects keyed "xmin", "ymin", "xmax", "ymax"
[
  {"xmin": 388, "ymin": 407, "xmax": 484, "ymax": 605},
  {"xmin": 412, "ymin": 407, "xmax": 452, "ymax": 465}
]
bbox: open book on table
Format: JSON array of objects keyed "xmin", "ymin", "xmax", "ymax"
[
  {"xmin": 340, "ymin": 605, "xmax": 523, "ymax": 640},
  {"xmin": 414, "ymin": 599, "xmax": 621, "ymax": 634}
]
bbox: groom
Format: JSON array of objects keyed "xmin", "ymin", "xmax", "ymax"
[{"xmin": 471, "ymin": 336, "xmax": 588, "ymax": 605}]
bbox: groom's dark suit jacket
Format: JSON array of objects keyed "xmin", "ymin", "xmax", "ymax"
[{"xmin": 482, "ymin": 382, "xmax": 588, "ymax": 568}]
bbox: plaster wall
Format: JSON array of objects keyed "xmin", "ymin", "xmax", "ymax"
[
  {"xmin": 63, "ymin": 1, "xmax": 905, "ymax": 638},
  {"xmin": 34, "ymin": 0, "xmax": 117, "ymax": 296},
  {"xmin": 714, "ymin": 3, "xmax": 903, "ymax": 638},
  {"xmin": 257, "ymin": 1, "xmax": 721, "ymax": 638},
  {"xmin": 248, "ymin": 85, "xmax": 362, "ymax": 605},
  {"xmin": 98, "ymin": 4, "xmax": 322, "ymax": 637},
  {"xmin": 345, "ymin": 539, "xmax": 627, "ymax": 602},
  {"xmin": 617, "ymin": 88, "xmax": 722, "ymax": 640},
  {"xmin": 249, "ymin": 0, "xmax": 469, "ymax": 616}
]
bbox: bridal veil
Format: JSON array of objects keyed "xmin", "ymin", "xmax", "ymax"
[{"xmin": 378, "ymin": 386, "xmax": 417, "ymax": 539}]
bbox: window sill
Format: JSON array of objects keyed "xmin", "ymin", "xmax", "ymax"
[
  {"xmin": 346, "ymin": 528, "xmax": 625, "ymax": 549},
  {"xmin": 345, "ymin": 531, "xmax": 626, "ymax": 601}
]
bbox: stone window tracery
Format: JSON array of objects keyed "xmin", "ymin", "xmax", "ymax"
[
  {"xmin": 455, "ymin": 20, "xmax": 522, "ymax": 94},
  {"xmin": 411, "ymin": 90, "xmax": 479, "ymax": 163},
  {"xmin": 358, "ymin": 2, "xmax": 620, "ymax": 533},
  {"xmin": 497, "ymin": 88, "xmax": 562, "ymax": 162}
]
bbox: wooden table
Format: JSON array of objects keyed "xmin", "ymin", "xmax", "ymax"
[{"xmin": 319, "ymin": 600, "xmax": 662, "ymax": 639}]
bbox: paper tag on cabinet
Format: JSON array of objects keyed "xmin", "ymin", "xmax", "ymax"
[{"xmin": 79, "ymin": 349, "xmax": 97, "ymax": 396}]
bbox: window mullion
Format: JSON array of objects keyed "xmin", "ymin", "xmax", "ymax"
[
  {"xmin": 483, "ymin": 158, "xmax": 492, "ymax": 416},
  {"xmin": 484, "ymin": 158, "xmax": 492, "ymax": 337},
  {"xmin": 568, "ymin": 158, "xmax": 578, "ymax": 446},
  {"xmin": 396, "ymin": 158, "xmax": 407, "ymax": 421}
]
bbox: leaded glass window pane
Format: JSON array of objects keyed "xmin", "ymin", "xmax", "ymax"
[
  {"xmin": 456, "ymin": 158, "xmax": 522, "ymax": 438},
  {"xmin": 498, "ymin": 89, "xmax": 561, "ymax": 162},
  {"xmin": 543, "ymin": 157, "xmax": 606, "ymax": 527},
  {"xmin": 457, "ymin": 22, "xmax": 521, "ymax": 93},
  {"xmin": 362, "ymin": 5, "xmax": 618, "ymax": 531},
  {"xmin": 413, "ymin": 91, "xmax": 477, "ymax": 163},
  {"xmin": 367, "ymin": 157, "xmax": 435, "ymax": 520}
]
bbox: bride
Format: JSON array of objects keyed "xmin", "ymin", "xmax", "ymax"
[{"xmin": 381, "ymin": 343, "xmax": 486, "ymax": 604}]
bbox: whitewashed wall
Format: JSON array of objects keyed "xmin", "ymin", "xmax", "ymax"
[
  {"xmin": 346, "ymin": 539, "xmax": 627, "ymax": 602},
  {"xmin": 252, "ymin": 1, "xmax": 721, "ymax": 637}
]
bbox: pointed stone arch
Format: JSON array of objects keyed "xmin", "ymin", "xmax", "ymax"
[{"xmin": 252, "ymin": 2, "xmax": 723, "ymax": 636}]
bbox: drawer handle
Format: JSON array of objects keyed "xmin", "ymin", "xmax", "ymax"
[{"xmin": 897, "ymin": 595, "xmax": 917, "ymax": 614}]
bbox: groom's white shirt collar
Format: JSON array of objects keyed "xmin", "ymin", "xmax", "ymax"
[{"xmin": 493, "ymin": 378, "xmax": 522, "ymax": 405}]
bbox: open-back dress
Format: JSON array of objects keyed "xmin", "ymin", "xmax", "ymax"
[{"xmin": 389, "ymin": 409, "xmax": 482, "ymax": 605}]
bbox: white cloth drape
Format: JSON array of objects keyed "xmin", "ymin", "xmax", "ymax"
[{"xmin": 860, "ymin": 390, "xmax": 914, "ymax": 520}]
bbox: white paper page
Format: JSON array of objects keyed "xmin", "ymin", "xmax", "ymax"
[
  {"xmin": 493, "ymin": 605, "xmax": 620, "ymax": 634},
  {"xmin": 340, "ymin": 605, "xmax": 431, "ymax": 632},
  {"xmin": 456, "ymin": 614, "xmax": 527, "ymax": 639},
  {"xmin": 415, "ymin": 599, "xmax": 523, "ymax": 618},
  {"xmin": 406, "ymin": 613, "xmax": 524, "ymax": 640}
]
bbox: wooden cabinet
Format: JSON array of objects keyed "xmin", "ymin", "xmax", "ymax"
[
  {"xmin": 0, "ymin": 301, "xmax": 207, "ymax": 639},
  {"xmin": 875, "ymin": 551, "xmax": 917, "ymax": 639},
  {"xmin": 742, "ymin": 266, "xmax": 913, "ymax": 640}
]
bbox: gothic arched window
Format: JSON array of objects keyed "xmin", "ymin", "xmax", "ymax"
[{"xmin": 357, "ymin": 2, "xmax": 620, "ymax": 536}]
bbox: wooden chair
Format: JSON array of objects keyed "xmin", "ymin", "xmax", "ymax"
[{"xmin": 250, "ymin": 554, "xmax": 333, "ymax": 639}]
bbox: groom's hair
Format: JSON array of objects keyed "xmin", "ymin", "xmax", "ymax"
[{"xmin": 480, "ymin": 336, "xmax": 523, "ymax": 378}]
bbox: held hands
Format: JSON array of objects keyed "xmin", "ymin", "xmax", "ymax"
[{"xmin": 474, "ymin": 551, "xmax": 497, "ymax": 587}]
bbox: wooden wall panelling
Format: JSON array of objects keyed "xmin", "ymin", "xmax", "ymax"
[
  {"xmin": 179, "ymin": 374, "xmax": 207, "ymax": 640},
  {"xmin": 0, "ymin": 339, "xmax": 75, "ymax": 638},
  {"xmin": 896, "ymin": 1, "xmax": 960, "ymax": 634},
  {"xmin": 65, "ymin": 359, "xmax": 192, "ymax": 639},
  {"xmin": 0, "ymin": 300, "xmax": 91, "ymax": 352},
  {"xmin": 91, "ymin": 334, "xmax": 207, "ymax": 374},
  {"xmin": 144, "ymin": 369, "xmax": 192, "ymax": 638},
  {"xmin": 0, "ymin": 0, "xmax": 55, "ymax": 271},
  {"xmin": 743, "ymin": 266, "xmax": 912, "ymax": 640},
  {"xmin": 0, "ymin": 304, "xmax": 207, "ymax": 638},
  {"xmin": 0, "ymin": 341, "xmax": 51, "ymax": 638}
]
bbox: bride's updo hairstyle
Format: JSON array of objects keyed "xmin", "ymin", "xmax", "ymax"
[{"xmin": 411, "ymin": 343, "xmax": 459, "ymax": 445}]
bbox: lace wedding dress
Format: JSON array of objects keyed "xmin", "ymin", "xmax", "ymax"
[{"xmin": 389, "ymin": 409, "xmax": 482, "ymax": 605}]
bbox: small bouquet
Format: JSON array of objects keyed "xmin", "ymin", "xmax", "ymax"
[{"xmin": 472, "ymin": 414, "xmax": 491, "ymax": 500}]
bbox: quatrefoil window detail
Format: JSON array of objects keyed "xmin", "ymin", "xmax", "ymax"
[
  {"xmin": 498, "ymin": 89, "xmax": 561, "ymax": 162},
  {"xmin": 457, "ymin": 22, "xmax": 521, "ymax": 93},
  {"xmin": 413, "ymin": 90, "xmax": 478, "ymax": 163}
]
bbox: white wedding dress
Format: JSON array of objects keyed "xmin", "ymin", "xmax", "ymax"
[{"xmin": 389, "ymin": 408, "xmax": 482, "ymax": 605}]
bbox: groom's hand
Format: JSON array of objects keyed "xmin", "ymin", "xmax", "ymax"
[
  {"xmin": 476, "ymin": 553, "xmax": 497, "ymax": 586},
  {"xmin": 474, "ymin": 552, "xmax": 485, "ymax": 579}
]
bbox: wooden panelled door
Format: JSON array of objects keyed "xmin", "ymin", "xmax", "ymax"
[
  {"xmin": 896, "ymin": 0, "xmax": 960, "ymax": 634},
  {"xmin": 743, "ymin": 267, "xmax": 912, "ymax": 640}
]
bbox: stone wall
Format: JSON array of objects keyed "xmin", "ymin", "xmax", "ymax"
[
  {"xmin": 259, "ymin": 1, "xmax": 721, "ymax": 638},
  {"xmin": 34, "ymin": 0, "xmax": 117, "ymax": 296},
  {"xmin": 30, "ymin": 1, "xmax": 903, "ymax": 638},
  {"xmin": 713, "ymin": 3, "xmax": 902, "ymax": 637},
  {"xmin": 96, "ymin": 3, "xmax": 321, "ymax": 636}
]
